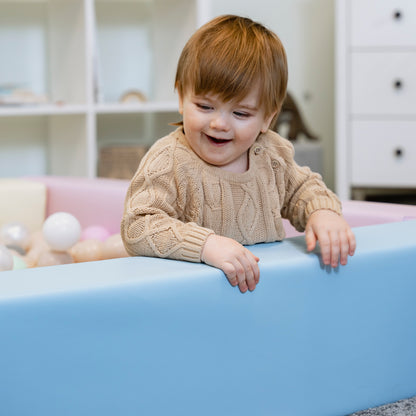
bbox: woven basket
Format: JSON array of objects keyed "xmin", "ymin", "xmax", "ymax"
[{"xmin": 98, "ymin": 145, "xmax": 148, "ymax": 180}]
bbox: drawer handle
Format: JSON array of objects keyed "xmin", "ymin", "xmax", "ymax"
[
  {"xmin": 394, "ymin": 147, "xmax": 404, "ymax": 158},
  {"xmin": 393, "ymin": 10, "xmax": 402, "ymax": 20},
  {"xmin": 393, "ymin": 79, "xmax": 403, "ymax": 89}
]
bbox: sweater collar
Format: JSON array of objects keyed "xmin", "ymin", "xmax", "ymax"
[{"xmin": 174, "ymin": 127, "xmax": 272, "ymax": 182}]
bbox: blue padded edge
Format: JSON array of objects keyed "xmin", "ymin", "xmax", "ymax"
[{"xmin": 0, "ymin": 220, "xmax": 415, "ymax": 416}]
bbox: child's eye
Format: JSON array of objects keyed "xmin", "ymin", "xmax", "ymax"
[
  {"xmin": 233, "ymin": 111, "xmax": 250, "ymax": 118},
  {"xmin": 196, "ymin": 103, "xmax": 213, "ymax": 111}
]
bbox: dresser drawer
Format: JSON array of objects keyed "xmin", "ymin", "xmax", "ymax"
[
  {"xmin": 351, "ymin": 120, "xmax": 416, "ymax": 186},
  {"xmin": 351, "ymin": 52, "xmax": 416, "ymax": 116},
  {"xmin": 351, "ymin": 0, "xmax": 416, "ymax": 47}
]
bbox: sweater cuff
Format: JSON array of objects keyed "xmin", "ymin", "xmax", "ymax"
[
  {"xmin": 181, "ymin": 226, "xmax": 215, "ymax": 263},
  {"xmin": 305, "ymin": 198, "xmax": 342, "ymax": 220}
]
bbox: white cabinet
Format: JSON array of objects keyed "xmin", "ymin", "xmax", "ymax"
[
  {"xmin": 0, "ymin": 0, "xmax": 211, "ymax": 178},
  {"xmin": 335, "ymin": 0, "xmax": 416, "ymax": 199}
]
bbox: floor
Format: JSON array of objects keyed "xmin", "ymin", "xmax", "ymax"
[{"xmin": 349, "ymin": 396, "xmax": 416, "ymax": 416}]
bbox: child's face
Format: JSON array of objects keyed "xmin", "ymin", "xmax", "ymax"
[{"xmin": 178, "ymin": 85, "xmax": 276, "ymax": 173}]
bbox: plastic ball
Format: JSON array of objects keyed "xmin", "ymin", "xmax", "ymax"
[
  {"xmin": 36, "ymin": 250, "xmax": 73, "ymax": 268},
  {"xmin": 0, "ymin": 222, "xmax": 30, "ymax": 252},
  {"xmin": 0, "ymin": 245, "xmax": 14, "ymax": 272},
  {"xmin": 13, "ymin": 255, "xmax": 28, "ymax": 270},
  {"xmin": 24, "ymin": 231, "xmax": 51, "ymax": 268},
  {"xmin": 70, "ymin": 239, "xmax": 104, "ymax": 263},
  {"xmin": 42, "ymin": 212, "xmax": 81, "ymax": 252},
  {"xmin": 81, "ymin": 225, "xmax": 111, "ymax": 242},
  {"xmin": 102, "ymin": 234, "xmax": 129, "ymax": 259}
]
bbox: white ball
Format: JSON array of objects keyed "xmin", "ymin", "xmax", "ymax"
[
  {"xmin": 0, "ymin": 222, "xmax": 30, "ymax": 252},
  {"xmin": 42, "ymin": 212, "xmax": 81, "ymax": 252},
  {"xmin": 0, "ymin": 245, "xmax": 13, "ymax": 271}
]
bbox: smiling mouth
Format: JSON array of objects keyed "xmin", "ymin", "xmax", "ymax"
[{"xmin": 206, "ymin": 134, "xmax": 231, "ymax": 144}]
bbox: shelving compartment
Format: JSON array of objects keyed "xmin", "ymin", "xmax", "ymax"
[
  {"xmin": 0, "ymin": 0, "xmax": 209, "ymax": 179},
  {"xmin": 94, "ymin": 0, "xmax": 198, "ymax": 105},
  {"xmin": 0, "ymin": 0, "xmax": 88, "ymax": 108},
  {"xmin": 0, "ymin": 114, "xmax": 90, "ymax": 177},
  {"xmin": 96, "ymin": 111, "xmax": 177, "ymax": 178}
]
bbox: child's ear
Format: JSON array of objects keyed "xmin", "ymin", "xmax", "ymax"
[
  {"xmin": 178, "ymin": 93, "xmax": 184, "ymax": 115},
  {"xmin": 261, "ymin": 111, "xmax": 278, "ymax": 133}
]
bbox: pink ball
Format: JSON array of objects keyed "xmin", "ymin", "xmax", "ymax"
[{"xmin": 81, "ymin": 225, "xmax": 111, "ymax": 242}]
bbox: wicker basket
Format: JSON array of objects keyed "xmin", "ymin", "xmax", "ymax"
[{"xmin": 98, "ymin": 145, "xmax": 148, "ymax": 180}]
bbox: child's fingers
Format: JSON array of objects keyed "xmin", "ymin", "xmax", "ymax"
[
  {"xmin": 347, "ymin": 228, "xmax": 357, "ymax": 256},
  {"xmin": 329, "ymin": 230, "xmax": 341, "ymax": 267},
  {"xmin": 202, "ymin": 235, "xmax": 260, "ymax": 292},
  {"xmin": 243, "ymin": 254, "xmax": 259, "ymax": 291},
  {"xmin": 235, "ymin": 254, "xmax": 258, "ymax": 292},
  {"xmin": 222, "ymin": 253, "xmax": 259, "ymax": 293},
  {"xmin": 305, "ymin": 227, "xmax": 317, "ymax": 252},
  {"xmin": 317, "ymin": 232, "xmax": 331, "ymax": 265},
  {"xmin": 339, "ymin": 234, "xmax": 350, "ymax": 265},
  {"xmin": 233, "ymin": 259, "xmax": 249, "ymax": 293},
  {"xmin": 251, "ymin": 254, "xmax": 260, "ymax": 284},
  {"xmin": 222, "ymin": 262, "xmax": 239, "ymax": 287},
  {"xmin": 222, "ymin": 259, "xmax": 250, "ymax": 293}
]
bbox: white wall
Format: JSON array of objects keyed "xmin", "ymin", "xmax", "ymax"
[{"xmin": 211, "ymin": 0, "xmax": 335, "ymax": 189}]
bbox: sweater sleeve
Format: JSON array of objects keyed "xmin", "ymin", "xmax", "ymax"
[
  {"xmin": 268, "ymin": 133, "xmax": 342, "ymax": 232},
  {"xmin": 120, "ymin": 139, "xmax": 214, "ymax": 262}
]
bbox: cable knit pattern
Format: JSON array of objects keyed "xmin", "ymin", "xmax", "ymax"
[{"xmin": 121, "ymin": 127, "xmax": 341, "ymax": 262}]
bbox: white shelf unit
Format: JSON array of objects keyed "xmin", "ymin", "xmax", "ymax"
[
  {"xmin": 335, "ymin": 0, "xmax": 416, "ymax": 200},
  {"xmin": 0, "ymin": 0, "xmax": 211, "ymax": 178}
]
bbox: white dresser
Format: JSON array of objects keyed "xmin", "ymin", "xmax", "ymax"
[{"xmin": 335, "ymin": 0, "xmax": 416, "ymax": 200}]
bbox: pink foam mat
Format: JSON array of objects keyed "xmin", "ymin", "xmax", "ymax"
[{"xmin": 26, "ymin": 176, "xmax": 129, "ymax": 234}]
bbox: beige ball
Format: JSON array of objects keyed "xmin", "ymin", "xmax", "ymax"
[
  {"xmin": 36, "ymin": 250, "xmax": 73, "ymax": 268},
  {"xmin": 24, "ymin": 231, "xmax": 51, "ymax": 267},
  {"xmin": 102, "ymin": 234, "xmax": 129, "ymax": 259},
  {"xmin": 70, "ymin": 239, "xmax": 104, "ymax": 263}
]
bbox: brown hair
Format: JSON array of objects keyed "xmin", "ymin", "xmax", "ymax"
[{"xmin": 175, "ymin": 15, "xmax": 288, "ymax": 118}]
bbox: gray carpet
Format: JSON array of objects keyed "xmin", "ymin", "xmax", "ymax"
[{"xmin": 349, "ymin": 396, "xmax": 416, "ymax": 415}]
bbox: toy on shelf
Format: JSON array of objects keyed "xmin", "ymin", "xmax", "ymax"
[
  {"xmin": 271, "ymin": 91, "xmax": 318, "ymax": 141},
  {"xmin": 119, "ymin": 89, "xmax": 147, "ymax": 104},
  {"xmin": 0, "ymin": 84, "xmax": 48, "ymax": 106}
]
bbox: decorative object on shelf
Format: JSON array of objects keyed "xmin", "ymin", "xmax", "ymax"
[
  {"xmin": 119, "ymin": 89, "xmax": 147, "ymax": 104},
  {"xmin": 0, "ymin": 84, "xmax": 48, "ymax": 106},
  {"xmin": 98, "ymin": 145, "xmax": 149, "ymax": 180},
  {"xmin": 271, "ymin": 91, "xmax": 318, "ymax": 141}
]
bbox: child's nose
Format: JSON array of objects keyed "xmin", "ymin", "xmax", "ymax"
[{"xmin": 210, "ymin": 112, "xmax": 230, "ymax": 131}]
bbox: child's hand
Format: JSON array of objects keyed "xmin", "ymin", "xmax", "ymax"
[
  {"xmin": 305, "ymin": 210, "xmax": 356, "ymax": 267},
  {"xmin": 201, "ymin": 234, "xmax": 260, "ymax": 293}
]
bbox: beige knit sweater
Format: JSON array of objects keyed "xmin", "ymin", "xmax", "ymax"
[{"xmin": 121, "ymin": 127, "xmax": 341, "ymax": 262}]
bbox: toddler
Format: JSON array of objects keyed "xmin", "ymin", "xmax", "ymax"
[{"xmin": 121, "ymin": 15, "xmax": 356, "ymax": 293}]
